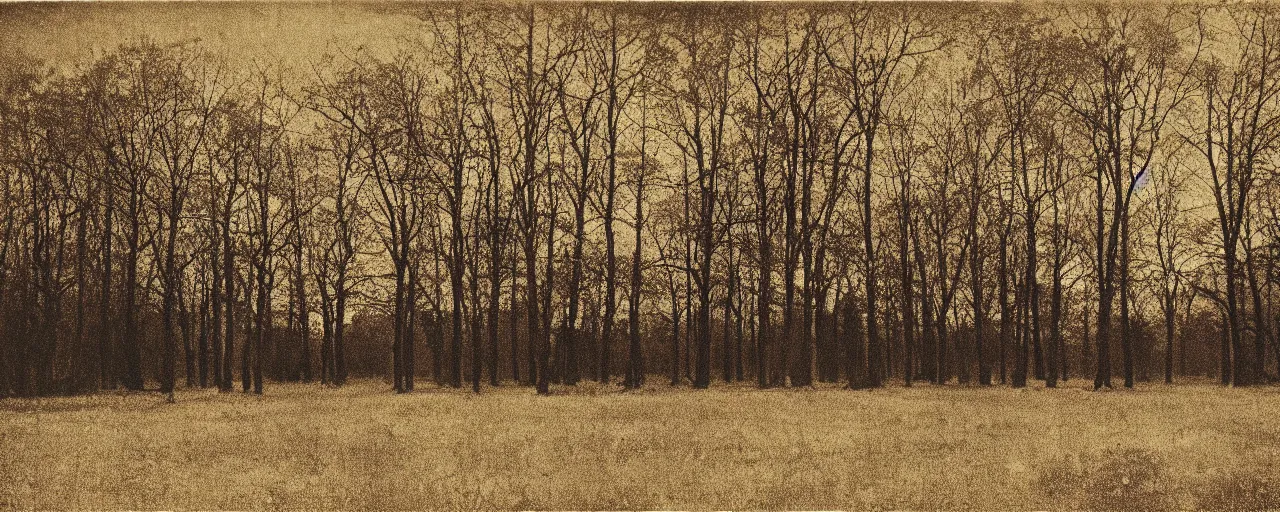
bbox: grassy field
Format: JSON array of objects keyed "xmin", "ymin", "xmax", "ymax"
[{"xmin": 2, "ymin": 378, "xmax": 1279, "ymax": 510}]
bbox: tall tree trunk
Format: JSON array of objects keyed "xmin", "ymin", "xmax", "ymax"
[
  {"xmin": 1246, "ymin": 242, "xmax": 1267, "ymax": 384},
  {"xmin": 406, "ymin": 260, "xmax": 417, "ymax": 391},
  {"xmin": 537, "ymin": 191, "xmax": 556, "ymax": 394},
  {"xmin": 159, "ymin": 207, "xmax": 179, "ymax": 395},
  {"xmin": 222, "ymin": 218, "xmax": 236, "ymax": 392},
  {"xmin": 626, "ymin": 165, "xmax": 646, "ymax": 389},
  {"xmin": 242, "ymin": 273, "xmax": 254, "ymax": 392},
  {"xmin": 488, "ymin": 243, "xmax": 503, "ymax": 388},
  {"xmin": 913, "ymin": 233, "xmax": 937, "ymax": 386},
  {"xmin": 198, "ymin": 277, "xmax": 210, "ymax": 388},
  {"xmin": 451, "ymin": 219, "xmax": 464, "ymax": 389},
  {"xmin": 723, "ymin": 243, "xmax": 735, "ymax": 383},
  {"xmin": 334, "ymin": 265, "xmax": 348, "ymax": 386},
  {"xmin": 998, "ymin": 219, "xmax": 1011, "ymax": 385},
  {"xmin": 757, "ymin": 199, "xmax": 773, "ymax": 390},
  {"xmin": 1164, "ymin": 290, "xmax": 1176, "ymax": 384},
  {"xmin": 99, "ymin": 185, "xmax": 115, "ymax": 390},
  {"xmin": 319, "ymin": 280, "xmax": 333, "ymax": 385},
  {"xmin": 900, "ymin": 209, "xmax": 916, "ymax": 387},
  {"xmin": 122, "ymin": 191, "xmax": 143, "ymax": 391},
  {"xmin": 181, "ymin": 279, "xmax": 194, "ymax": 389},
  {"xmin": 565, "ymin": 176, "xmax": 586, "ymax": 387},
  {"xmin": 511, "ymin": 254, "xmax": 522, "ymax": 384},
  {"xmin": 671, "ymin": 286, "xmax": 681, "ymax": 387},
  {"xmin": 863, "ymin": 128, "xmax": 882, "ymax": 389},
  {"xmin": 74, "ymin": 193, "xmax": 90, "ymax": 393},
  {"xmin": 1120, "ymin": 211, "xmax": 1134, "ymax": 388},
  {"xmin": 254, "ymin": 263, "xmax": 268, "ymax": 395},
  {"xmin": 1047, "ymin": 250, "xmax": 1062, "ymax": 389},
  {"xmin": 601, "ymin": 30, "xmax": 621, "ymax": 386},
  {"xmin": 295, "ymin": 229, "xmax": 311, "ymax": 383}
]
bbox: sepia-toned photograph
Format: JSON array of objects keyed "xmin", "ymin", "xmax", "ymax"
[{"xmin": 1, "ymin": 1, "xmax": 1279, "ymax": 509}]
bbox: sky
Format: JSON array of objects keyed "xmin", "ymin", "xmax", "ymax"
[{"xmin": 0, "ymin": 2, "xmax": 419, "ymax": 71}]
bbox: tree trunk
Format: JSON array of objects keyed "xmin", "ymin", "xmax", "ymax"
[
  {"xmin": 99, "ymin": 185, "xmax": 115, "ymax": 390},
  {"xmin": 122, "ymin": 191, "xmax": 143, "ymax": 391},
  {"xmin": 222, "ymin": 218, "xmax": 236, "ymax": 392},
  {"xmin": 626, "ymin": 168, "xmax": 646, "ymax": 390},
  {"xmin": 899, "ymin": 193, "xmax": 915, "ymax": 387},
  {"xmin": 1120, "ymin": 211, "xmax": 1134, "ymax": 388},
  {"xmin": 863, "ymin": 129, "xmax": 882, "ymax": 389}
]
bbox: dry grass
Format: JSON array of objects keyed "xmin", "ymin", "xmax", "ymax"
[{"xmin": 2, "ymin": 378, "xmax": 1279, "ymax": 510}]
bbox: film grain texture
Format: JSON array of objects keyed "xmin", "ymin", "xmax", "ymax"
[{"xmin": 1, "ymin": 2, "xmax": 1280, "ymax": 510}]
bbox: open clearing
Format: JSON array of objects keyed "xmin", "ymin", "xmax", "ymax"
[{"xmin": 2, "ymin": 379, "xmax": 1279, "ymax": 510}]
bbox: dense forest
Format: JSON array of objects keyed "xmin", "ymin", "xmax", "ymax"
[{"xmin": 1, "ymin": 2, "xmax": 1278, "ymax": 399}]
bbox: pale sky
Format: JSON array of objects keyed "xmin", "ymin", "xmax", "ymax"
[{"xmin": 0, "ymin": 2, "xmax": 418, "ymax": 71}]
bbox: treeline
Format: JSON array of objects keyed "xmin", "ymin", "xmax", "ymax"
[{"xmin": 1, "ymin": 2, "xmax": 1278, "ymax": 398}]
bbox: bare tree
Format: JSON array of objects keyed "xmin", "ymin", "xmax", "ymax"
[
  {"xmin": 825, "ymin": 4, "xmax": 941, "ymax": 388},
  {"xmin": 1064, "ymin": 4, "xmax": 1198, "ymax": 389},
  {"xmin": 1197, "ymin": 6, "xmax": 1280, "ymax": 386},
  {"xmin": 660, "ymin": 6, "xmax": 736, "ymax": 389}
]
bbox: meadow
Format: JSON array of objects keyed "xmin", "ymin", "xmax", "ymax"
[{"xmin": 2, "ymin": 379, "xmax": 1279, "ymax": 510}]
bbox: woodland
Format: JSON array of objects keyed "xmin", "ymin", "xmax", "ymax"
[{"xmin": 2, "ymin": 2, "xmax": 1279, "ymax": 399}]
